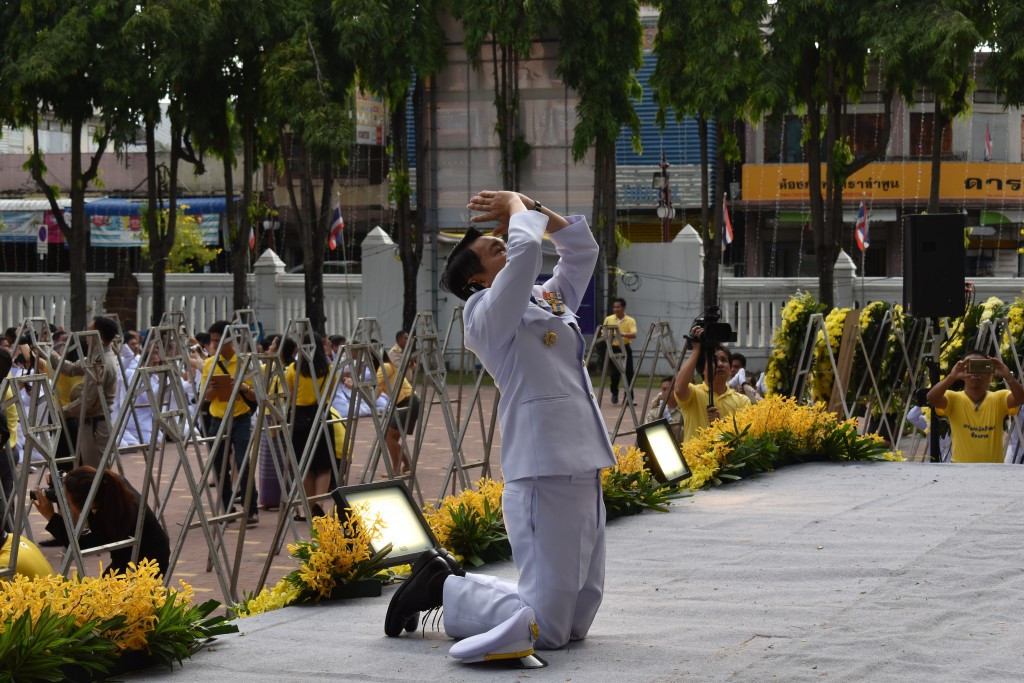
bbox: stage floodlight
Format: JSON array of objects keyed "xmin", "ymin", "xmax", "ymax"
[
  {"xmin": 636, "ymin": 418, "xmax": 691, "ymax": 486},
  {"xmin": 331, "ymin": 481, "xmax": 439, "ymax": 567}
]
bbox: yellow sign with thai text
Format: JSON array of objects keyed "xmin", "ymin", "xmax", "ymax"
[{"xmin": 742, "ymin": 162, "xmax": 1024, "ymax": 202}]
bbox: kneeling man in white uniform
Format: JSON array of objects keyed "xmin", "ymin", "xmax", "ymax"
[{"xmin": 384, "ymin": 190, "xmax": 616, "ymax": 664}]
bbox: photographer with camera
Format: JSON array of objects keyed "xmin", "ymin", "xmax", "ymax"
[
  {"xmin": 30, "ymin": 466, "xmax": 170, "ymax": 576},
  {"xmin": 673, "ymin": 311, "xmax": 750, "ymax": 443},
  {"xmin": 926, "ymin": 350, "xmax": 1024, "ymax": 463}
]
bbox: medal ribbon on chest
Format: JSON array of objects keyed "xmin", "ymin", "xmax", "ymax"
[{"xmin": 542, "ymin": 290, "xmax": 566, "ymax": 315}]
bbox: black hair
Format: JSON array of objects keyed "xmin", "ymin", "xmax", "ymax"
[
  {"xmin": 328, "ymin": 335, "xmax": 345, "ymax": 346},
  {"xmin": 92, "ymin": 316, "xmax": 118, "ymax": 344},
  {"xmin": 297, "ymin": 333, "xmax": 329, "ymax": 377},
  {"xmin": 195, "ymin": 332, "xmax": 211, "ymax": 347},
  {"xmin": 2, "ymin": 328, "xmax": 16, "ymax": 344},
  {"xmin": 439, "ymin": 227, "xmax": 486, "ymax": 301},
  {"xmin": 0, "ymin": 348, "xmax": 12, "ymax": 378},
  {"xmin": 731, "ymin": 352, "xmax": 746, "ymax": 367},
  {"xmin": 124, "ymin": 330, "xmax": 140, "ymax": 342},
  {"xmin": 280, "ymin": 337, "xmax": 298, "ymax": 364},
  {"xmin": 661, "ymin": 375, "xmax": 674, "ymax": 384},
  {"xmin": 64, "ymin": 466, "xmax": 139, "ymax": 541},
  {"xmin": 961, "ymin": 348, "xmax": 989, "ymax": 362},
  {"xmin": 208, "ymin": 320, "xmax": 229, "ymax": 337},
  {"xmin": 612, "ymin": 297, "xmax": 626, "ymax": 308},
  {"xmin": 396, "ymin": 330, "xmax": 408, "ymax": 341}
]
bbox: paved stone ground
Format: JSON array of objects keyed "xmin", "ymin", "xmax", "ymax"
[
  {"xmin": 133, "ymin": 461, "xmax": 1024, "ymax": 682},
  {"xmin": 26, "ymin": 385, "xmax": 655, "ymax": 605}
]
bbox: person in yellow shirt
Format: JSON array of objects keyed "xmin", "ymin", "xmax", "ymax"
[
  {"xmin": 1, "ymin": 348, "xmax": 16, "ymax": 525},
  {"xmin": 375, "ymin": 357, "xmax": 419, "ymax": 474},
  {"xmin": 602, "ymin": 298, "xmax": 637, "ymax": 404},
  {"xmin": 673, "ymin": 325, "xmax": 751, "ymax": 443},
  {"xmin": 201, "ymin": 321, "xmax": 259, "ymax": 523},
  {"xmin": 927, "ymin": 350, "xmax": 1024, "ymax": 462},
  {"xmin": 284, "ymin": 333, "xmax": 345, "ymax": 521},
  {"xmin": 0, "ymin": 531, "xmax": 54, "ymax": 579}
]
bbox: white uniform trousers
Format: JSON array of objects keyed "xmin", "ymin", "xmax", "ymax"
[{"xmin": 443, "ymin": 470, "xmax": 606, "ymax": 650}]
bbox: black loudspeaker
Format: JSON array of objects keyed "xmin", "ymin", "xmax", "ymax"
[{"xmin": 903, "ymin": 213, "xmax": 966, "ymax": 318}]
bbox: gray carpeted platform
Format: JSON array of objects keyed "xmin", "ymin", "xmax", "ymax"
[{"xmin": 135, "ymin": 462, "xmax": 1024, "ymax": 681}]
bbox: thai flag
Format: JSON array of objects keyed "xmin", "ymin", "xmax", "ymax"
[
  {"xmin": 248, "ymin": 225, "xmax": 256, "ymax": 250},
  {"xmin": 854, "ymin": 202, "xmax": 870, "ymax": 252},
  {"xmin": 328, "ymin": 207, "xmax": 344, "ymax": 251},
  {"xmin": 984, "ymin": 125, "xmax": 992, "ymax": 161},
  {"xmin": 722, "ymin": 194, "xmax": 734, "ymax": 247}
]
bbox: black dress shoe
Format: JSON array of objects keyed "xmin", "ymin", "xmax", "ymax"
[
  {"xmin": 393, "ymin": 549, "xmax": 466, "ymax": 634},
  {"xmin": 37, "ymin": 537, "xmax": 63, "ymax": 547},
  {"xmin": 385, "ymin": 553, "xmax": 456, "ymax": 637}
]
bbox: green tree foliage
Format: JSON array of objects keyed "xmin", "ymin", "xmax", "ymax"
[
  {"xmin": 765, "ymin": 0, "xmax": 894, "ymax": 308},
  {"xmin": 551, "ymin": 0, "xmax": 644, "ymax": 311},
  {"xmin": 350, "ymin": 0, "xmax": 447, "ymax": 330},
  {"xmin": 141, "ymin": 210, "xmax": 221, "ymax": 273},
  {"xmin": 450, "ymin": 0, "xmax": 537, "ymax": 190},
  {"xmin": 0, "ymin": 0, "xmax": 137, "ymax": 329},
  {"xmin": 985, "ymin": 1, "xmax": 1024, "ymax": 105},
  {"xmin": 652, "ymin": 0, "xmax": 767, "ymax": 309},
  {"xmin": 264, "ymin": 0, "xmax": 356, "ymax": 334},
  {"xmin": 879, "ymin": 1, "xmax": 994, "ymax": 213}
]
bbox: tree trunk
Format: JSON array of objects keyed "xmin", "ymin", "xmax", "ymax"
[
  {"xmin": 155, "ymin": 120, "xmax": 181, "ymax": 326},
  {"xmin": 145, "ymin": 116, "xmax": 165, "ymax": 326},
  {"xmin": 703, "ymin": 121, "xmax": 725, "ymax": 310},
  {"xmin": 28, "ymin": 114, "xmax": 105, "ymax": 331},
  {"xmin": 806, "ymin": 103, "xmax": 830, "ymax": 307},
  {"xmin": 294, "ymin": 138, "xmax": 328, "ymax": 335},
  {"xmin": 221, "ymin": 111, "xmax": 241, "ymax": 322},
  {"xmin": 393, "ymin": 95, "xmax": 419, "ymax": 331},
  {"xmin": 928, "ymin": 99, "xmax": 945, "ymax": 214},
  {"xmin": 698, "ymin": 115, "xmax": 712, "ymax": 309},
  {"xmin": 233, "ymin": 115, "xmax": 254, "ymax": 313},
  {"xmin": 67, "ymin": 113, "xmax": 88, "ymax": 330},
  {"xmin": 594, "ymin": 146, "xmax": 618, "ymax": 312}
]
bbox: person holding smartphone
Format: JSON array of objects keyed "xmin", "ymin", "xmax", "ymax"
[{"xmin": 926, "ymin": 350, "xmax": 1024, "ymax": 462}]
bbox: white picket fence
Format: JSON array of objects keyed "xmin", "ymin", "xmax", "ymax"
[
  {"xmin": 0, "ymin": 270, "xmax": 362, "ymax": 337},
  {"xmin": 2, "ymin": 268, "xmax": 1021, "ymax": 365}
]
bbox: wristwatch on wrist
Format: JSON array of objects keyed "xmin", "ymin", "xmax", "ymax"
[{"xmin": 531, "ymin": 199, "xmax": 543, "ymax": 212}]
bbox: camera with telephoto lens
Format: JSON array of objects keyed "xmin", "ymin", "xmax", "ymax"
[
  {"xmin": 684, "ymin": 306, "xmax": 737, "ymax": 348},
  {"xmin": 30, "ymin": 487, "xmax": 58, "ymax": 503}
]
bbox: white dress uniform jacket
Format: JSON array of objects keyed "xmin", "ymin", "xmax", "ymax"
[{"xmin": 463, "ymin": 211, "xmax": 616, "ymax": 481}]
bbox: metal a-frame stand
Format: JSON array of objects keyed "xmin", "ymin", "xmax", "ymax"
[
  {"xmin": 585, "ymin": 324, "xmax": 628, "ymax": 407},
  {"xmin": 875, "ymin": 317, "xmax": 942, "ymax": 460},
  {"xmin": 347, "ymin": 318, "xmax": 411, "ymax": 486},
  {"xmin": 170, "ymin": 322, "xmax": 263, "ymax": 602},
  {"xmin": 788, "ymin": 313, "xmax": 856, "ymax": 420},
  {"xmin": 609, "ymin": 321, "xmax": 682, "ymax": 442},
  {"xmin": 434, "ymin": 306, "xmax": 499, "ymax": 499},
  {"xmin": 360, "ymin": 313, "xmax": 468, "ymax": 506},
  {"xmin": 47, "ymin": 329, "xmax": 125, "ymax": 476},
  {"xmin": 0, "ymin": 374, "xmax": 65, "ymax": 578}
]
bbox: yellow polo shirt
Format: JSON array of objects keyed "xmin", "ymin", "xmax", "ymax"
[
  {"xmin": 285, "ymin": 365, "xmax": 335, "ymax": 406},
  {"xmin": 936, "ymin": 389, "xmax": 1018, "ymax": 463},
  {"xmin": 37, "ymin": 358, "xmax": 83, "ymax": 408},
  {"xmin": 602, "ymin": 314, "xmax": 637, "ymax": 347},
  {"xmin": 201, "ymin": 354, "xmax": 251, "ymax": 419},
  {"xmin": 376, "ymin": 363, "xmax": 413, "ymax": 404},
  {"xmin": 3, "ymin": 385, "xmax": 16, "ymax": 449},
  {"xmin": 676, "ymin": 384, "xmax": 751, "ymax": 442}
]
